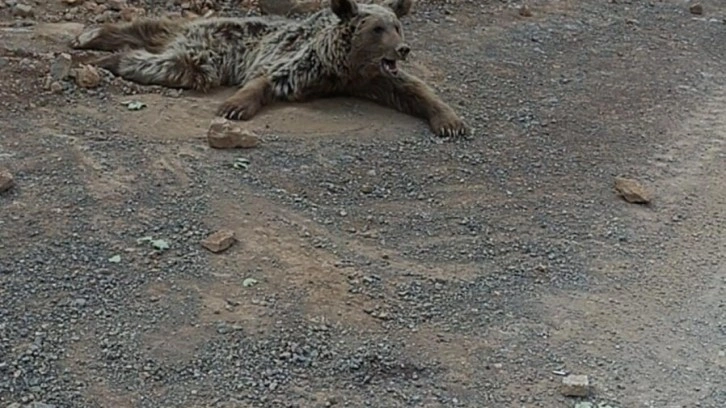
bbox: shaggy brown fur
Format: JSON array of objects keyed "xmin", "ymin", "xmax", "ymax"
[{"xmin": 71, "ymin": 0, "xmax": 468, "ymax": 137}]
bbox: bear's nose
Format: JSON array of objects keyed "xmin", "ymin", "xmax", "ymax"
[{"xmin": 396, "ymin": 45, "xmax": 411, "ymax": 59}]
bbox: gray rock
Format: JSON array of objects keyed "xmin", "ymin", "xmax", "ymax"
[
  {"xmin": 50, "ymin": 53, "xmax": 72, "ymax": 81},
  {"xmin": 13, "ymin": 3, "xmax": 33, "ymax": 17},
  {"xmin": 561, "ymin": 374, "xmax": 590, "ymax": 397}
]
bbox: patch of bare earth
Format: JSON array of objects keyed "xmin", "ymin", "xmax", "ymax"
[{"xmin": 1, "ymin": 0, "xmax": 724, "ymax": 407}]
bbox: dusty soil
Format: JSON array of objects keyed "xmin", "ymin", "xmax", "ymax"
[{"xmin": 1, "ymin": 0, "xmax": 725, "ymax": 407}]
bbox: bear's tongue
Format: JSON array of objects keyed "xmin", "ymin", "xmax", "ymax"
[{"xmin": 382, "ymin": 59, "xmax": 398, "ymax": 74}]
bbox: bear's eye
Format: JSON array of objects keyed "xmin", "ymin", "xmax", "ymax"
[{"xmin": 373, "ymin": 26, "xmax": 385, "ymax": 34}]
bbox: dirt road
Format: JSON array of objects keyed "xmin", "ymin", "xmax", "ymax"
[{"xmin": 1, "ymin": 0, "xmax": 724, "ymax": 407}]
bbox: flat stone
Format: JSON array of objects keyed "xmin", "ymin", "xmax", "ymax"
[
  {"xmin": 561, "ymin": 374, "xmax": 590, "ymax": 397},
  {"xmin": 614, "ymin": 177, "xmax": 651, "ymax": 204},
  {"xmin": 201, "ymin": 229, "xmax": 237, "ymax": 253},
  {"xmin": 50, "ymin": 53, "xmax": 72, "ymax": 81},
  {"xmin": 207, "ymin": 118, "xmax": 259, "ymax": 149}
]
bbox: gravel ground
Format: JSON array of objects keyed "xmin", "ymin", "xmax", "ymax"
[{"xmin": 1, "ymin": 0, "xmax": 725, "ymax": 407}]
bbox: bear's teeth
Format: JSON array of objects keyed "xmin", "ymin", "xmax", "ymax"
[{"xmin": 380, "ymin": 59, "xmax": 398, "ymax": 75}]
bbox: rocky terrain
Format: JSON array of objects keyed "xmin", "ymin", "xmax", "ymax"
[{"xmin": 1, "ymin": 0, "xmax": 725, "ymax": 407}]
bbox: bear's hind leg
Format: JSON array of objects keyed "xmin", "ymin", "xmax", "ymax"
[
  {"xmin": 94, "ymin": 49, "xmax": 220, "ymax": 92},
  {"xmin": 72, "ymin": 18, "xmax": 182, "ymax": 53},
  {"xmin": 217, "ymin": 76, "xmax": 274, "ymax": 121}
]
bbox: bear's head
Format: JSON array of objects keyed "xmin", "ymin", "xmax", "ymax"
[{"xmin": 331, "ymin": 0, "xmax": 414, "ymax": 78}]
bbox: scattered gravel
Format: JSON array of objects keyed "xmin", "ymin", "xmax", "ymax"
[{"xmin": 1, "ymin": 0, "xmax": 725, "ymax": 407}]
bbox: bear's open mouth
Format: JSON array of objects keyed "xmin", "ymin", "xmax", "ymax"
[{"xmin": 380, "ymin": 58, "xmax": 398, "ymax": 76}]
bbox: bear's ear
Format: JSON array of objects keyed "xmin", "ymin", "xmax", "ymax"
[
  {"xmin": 330, "ymin": 0, "xmax": 359, "ymax": 21},
  {"xmin": 384, "ymin": 0, "xmax": 414, "ymax": 18}
]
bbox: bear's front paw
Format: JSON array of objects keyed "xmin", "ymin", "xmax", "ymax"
[
  {"xmin": 429, "ymin": 111, "xmax": 469, "ymax": 138},
  {"xmin": 216, "ymin": 97, "xmax": 260, "ymax": 121}
]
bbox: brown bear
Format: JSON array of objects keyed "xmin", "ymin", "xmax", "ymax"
[{"xmin": 71, "ymin": 0, "xmax": 469, "ymax": 137}]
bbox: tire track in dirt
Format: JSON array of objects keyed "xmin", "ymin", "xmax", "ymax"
[{"xmin": 540, "ymin": 80, "xmax": 726, "ymax": 407}]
